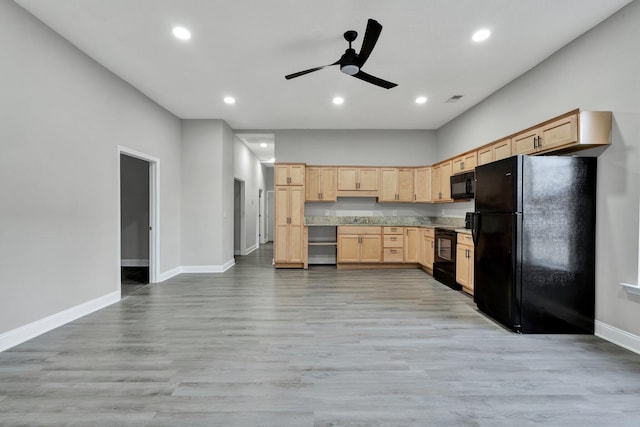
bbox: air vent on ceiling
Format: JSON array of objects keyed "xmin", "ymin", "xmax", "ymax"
[{"xmin": 446, "ymin": 95, "xmax": 464, "ymax": 103}]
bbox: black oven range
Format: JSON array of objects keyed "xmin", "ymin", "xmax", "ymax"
[{"xmin": 433, "ymin": 228, "xmax": 460, "ymax": 290}]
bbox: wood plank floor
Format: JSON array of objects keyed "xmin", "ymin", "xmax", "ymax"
[{"xmin": 2, "ymin": 244, "xmax": 640, "ymax": 426}]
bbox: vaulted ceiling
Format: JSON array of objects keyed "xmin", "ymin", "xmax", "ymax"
[{"xmin": 16, "ymin": 0, "xmax": 632, "ymax": 129}]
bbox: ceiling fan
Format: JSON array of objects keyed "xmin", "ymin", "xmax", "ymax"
[{"xmin": 285, "ymin": 19, "xmax": 397, "ymax": 89}]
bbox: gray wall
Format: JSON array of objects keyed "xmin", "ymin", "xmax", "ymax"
[
  {"xmin": 181, "ymin": 119, "xmax": 235, "ymax": 268},
  {"xmin": 0, "ymin": 1, "xmax": 182, "ymax": 334},
  {"xmin": 120, "ymin": 155, "xmax": 149, "ymax": 263},
  {"xmin": 274, "ymin": 129, "xmax": 437, "ymax": 166},
  {"xmin": 234, "ymin": 137, "xmax": 267, "ymax": 252},
  {"xmin": 273, "ymin": 129, "xmax": 439, "ymax": 217},
  {"xmin": 437, "ymin": 1, "xmax": 640, "ymax": 335}
]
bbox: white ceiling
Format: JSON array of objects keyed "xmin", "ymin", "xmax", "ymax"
[{"xmin": 16, "ymin": 0, "xmax": 631, "ymax": 130}]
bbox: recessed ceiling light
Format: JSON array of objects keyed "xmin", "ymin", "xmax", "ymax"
[
  {"xmin": 224, "ymin": 96, "xmax": 236, "ymax": 104},
  {"xmin": 415, "ymin": 96, "xmax": 428, "ymax": 104},
  {"xmin": 472, "ymin": 28, "xmax": 491, "ymax": 43},
  {"xmin": 260, "ymin": 142, "xmax": 267, "ymax": 148},
  {"xmin": 172, "ymin": 26, "xmax": 191, "ymax": 41},
  {"xmin": 333, "ymin": 96, "xmax": 344, "ymax": 105}
]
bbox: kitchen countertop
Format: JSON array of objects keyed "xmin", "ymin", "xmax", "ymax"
[{"xmin": 305, "ymin": 215, "xmax": 466, "ymax": 228}]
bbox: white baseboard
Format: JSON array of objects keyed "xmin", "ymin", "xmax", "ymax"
[
  {"xmin": 157, "ymin": 266, "xmax": 182, "ymax": 282},
  {"xmin": 181, "ymin": 258, "xmax": 236, "ymax": 274},
  {"xmin": 121, "ymin": 258, "xmax": 149, "ymax": 267},
  {"xmin": 595, "ymin": 320, "xmax": 640, "ymax": 355},
  {"xmin": 244, "ymin": 243, "xmax": 259, "ymax": 255},
  {"xmin": 0, "ymin": 291, "xmax": 120, "ymax": 352},
  {"xmin": 157, "ymin": 259, "xmax": 236, "ymax": 282}
]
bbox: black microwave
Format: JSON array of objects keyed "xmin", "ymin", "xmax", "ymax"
[{"xmin": 450, "ymin": 171, "xmax": 475, "ymax": 200}]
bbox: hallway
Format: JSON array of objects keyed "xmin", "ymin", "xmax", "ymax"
[{"xmin": 1, "ymin": 244, "xmax": 640, "ymax": 426}]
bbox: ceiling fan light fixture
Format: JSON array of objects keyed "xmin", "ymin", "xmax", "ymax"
[{"xmin": 340, "ymin": 64, "xmax": 360, "ymax": 75}]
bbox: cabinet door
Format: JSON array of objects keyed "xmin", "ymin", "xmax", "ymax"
[
  {"xmin": 539, "ymin": 114, "xmax": 578, "ymax": 152},
  {"xmin": 337, "ymin": 235, "xmax": 360, "ymax": 263},
  {"xmin": 380, "ymin": 168, "xmax": 398, "ymax": 202},
  {"xmin": 305, "ymin": 167, "xmax": 320, "ymax": 201},
  {"xmin": 274, "ymin": 186, "xmax": 291, "ymax": 262},
  {"xmin": 462, "ymin": 152, "xmax": 477, "ymax": 172},
  {"xmin": 440, "ymin": 161, "xmax": 453, "ymax": 201},
  {"xmin": 290, "ymin": 187, "xmax": 304, "ymax": 227},
  {"xmin": 467, "ymin": 245, "xmax": 475, "ymax": 294},
  {"xmin": 319, "ymin": 167, "xmax": 337, "ymax": 201},
  {"xmin": 337, "ymin": 167, "xmax": 358, "ymax": 191},
  {"xmin": 275, "ymin": 164, "xmax": 291, "ymax": 186},
  {"xmin": 512, "ymin": 129, "xmax": 539, "ymax": 155},
  {"xmin": 477, "ymin": 146, "xmax": 493, "ymax": 166},
  {"xmin": 360, "ymin": 235, "xmax": 382, "ymax": 262},
  {"xmin": 414, "ymin": 167, "xmax": 432, "ymax": 203},
  {"xmin": 431, "ymin": 165, "xmax": 442, "ymax": 201},
  {"xmin": 493, "ymin": 139, "xmax": 512, "ymax": 161},
  {"xmin": 358, "ymin": 168, "xmax": 380, "ymax": 191},
  {"xmin": 397, "ymin": 168, "xmax": 414, "ymax": 202},
  {"xmin": 455, "ymin": 244, "xmax": 470, "ymax": 288},
  {"xmin": 425, "ymin": 236, "xmax": 434, "ymax": 270},
  {"xmin": 288, "ymin": 164, "xmax": 305, "ymax": 186},
  {"xmin": 404, "ymin": 228, "xmax": 419, "ymax": 263},
  {"xmin": 452, "ymin": 157, "xmax": 465, "ymax": 174}
]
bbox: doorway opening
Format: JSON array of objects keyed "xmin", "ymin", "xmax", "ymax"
[
  {"xmin": 118, "ymin": 147, "xmax": 159, "ymax": 297},
  {"xmin": 266, "ymin": 190, "xmax": 274, "ymax": 242},
  {"xmin": 234, "ymin": 179, "xmax": 246, "ymax": 256}
]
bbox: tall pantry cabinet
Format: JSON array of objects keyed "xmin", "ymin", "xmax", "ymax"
[{"xmin": 274, "ymin": 163, "xmax": 306, "ymax": 267}]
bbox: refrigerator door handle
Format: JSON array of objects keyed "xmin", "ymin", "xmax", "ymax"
[{"xmin": 472, "ymin": 213, "xmax": 480, "ymax": 246}]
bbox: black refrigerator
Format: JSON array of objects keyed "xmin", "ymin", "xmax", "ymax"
[{"xmin": 472, "ymin": 155, "xmax": 596, "ymax": 334}]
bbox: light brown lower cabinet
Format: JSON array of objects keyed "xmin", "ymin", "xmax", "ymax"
[
  {"xmin": 456, "ymin": 233, "xmax": 474, "ymax": 294},
  {"xmin": 274, "ymin": 186, "xmax": 305, "ymax": 266},
  {"xmin": 337, "ymin": 226, "xmax": 382, "ymax": 263},
  {"xmin": 404, "ymin": 227, "xmax": 420, "ymax": 263},
  {"xmin": 420, "ymin": 228, "xmax": 435, "ymax": 271}
]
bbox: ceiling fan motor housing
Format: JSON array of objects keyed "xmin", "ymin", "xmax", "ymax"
[{"xmin": 340, "ymin": 48, "xmax": 360, "ymax": 75}]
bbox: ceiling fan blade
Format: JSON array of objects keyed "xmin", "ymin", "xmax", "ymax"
[
  {"xmin": 352, "ymin": 70, "xmax": 397, "ymax": 89},
  {"xmin": 285, "ymin": 61, "xmax": 339, "ymax": 80},
  {"xmin": 357, "ymin": 19, "xmax": 382, "ymax": 67}
]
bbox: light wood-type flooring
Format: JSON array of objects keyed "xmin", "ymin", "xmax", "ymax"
[{"xmin": 2, "ymin": 244, "xmax": 640, "ymax": 426}]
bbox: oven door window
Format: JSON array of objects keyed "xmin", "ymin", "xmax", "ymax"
[{"xmin": 437, "ymin": 237, "xmax": 453, "ymax": 262}]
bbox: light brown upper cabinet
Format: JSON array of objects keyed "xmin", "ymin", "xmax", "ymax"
[
  {"xmin": 275, "ymin": 163, "xmax": 305, "ymax": 186},
  {"xmin": 431, "ymin": 160, "xmax": 453, "ymax": 202},
  {"xmin": 337, "ymin": 167, "xmax": 379, "ymax": 193},
  {"xmin": 452, "ymin": 152, "xmax": 477, "ymax": 175},
  {"xmin": 512, "ymin": 115, "xmax": 579, "ymax": 156},
  {"xmin": 305, "ymin": 167, "xmax": 336, "ymax": 202},
  {"xmin": 380, "ymin": 168, "xmax": 415, "ymax": 202},
  {"xmin": 478, "ymin": 138, "xmax": 512, "ymax": 166},
  {"xmin": 414, "ymin": 166, "xmax": 432, "ymax": 203},
  {"xmin": 512, "ymin": 111, "xmax": 611, "ymax": 156}
]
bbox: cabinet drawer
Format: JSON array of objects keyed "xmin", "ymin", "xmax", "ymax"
[
  {"xmin": 383, "ymin": 226, "xmax": 403, "ymax": 234},
  {"xmin": 458, "ymin": 233, "xmax": 473, "ymax": 246},
  {"xmin": 384, "ymin": 248, "xmax": 404, "ymax": 262},
  {"xmin": 338, "ymin": 226, "xmax": 381, "ymax": 235},
  {"xmin": 383, "ymin": 235, "xmax": 404, "ymax": 247}
]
